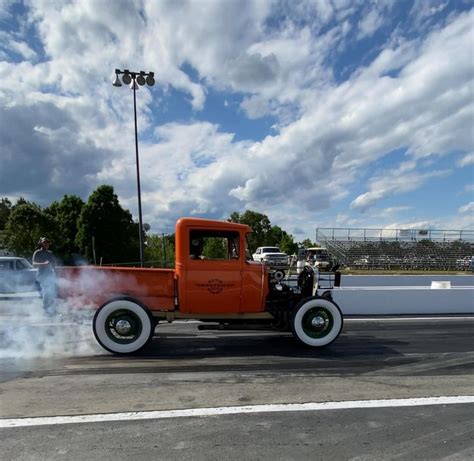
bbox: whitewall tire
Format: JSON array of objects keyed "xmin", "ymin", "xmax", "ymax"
[
  {"xmin": 291, "ymin": 297, "xmax": 343, "ymax": 347},
  {"xmin": 93, "ymin": 298, "xmax": 154, "ymax": 354}
]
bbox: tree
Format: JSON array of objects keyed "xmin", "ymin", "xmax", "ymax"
[
  {"xmin": 266, "ymin": 225, "xmax": 298, "ymax": 255},
  {"xmin": 3, "ymin": 203, "xmax": 59, "ymax": 257},
  {"xmin": 202, "ymin": 237, "xmax": 227, "ymax": 259},
  {"xmin": 0, "ymin": 198, "xmax": 12, "ymax": 231},
  {"xmin": 14, "ymin": 197, "xmax": 28, "ymax": 207},
  {"xmin": 229, "ymin": 210, "xmax": 271, "ymax": 251},
  {"xmin": 145, "ymin": 233, "xmax": 175, "ymax": 268},
  {"xmin": 0, "ymin": 198, "xmax": 13, "ymax": 250},
  {"xmin": 278, "ymin": 231, "xmax": 298, "ymax": 255},
  {"xmin": 266, "ymin": 225, "xmax": 284, "ymax": 246},
  {"xmin": 229, "ymin": 210, "xmax": 298, "ymax": 254},
  {"xmin": 46, "ymin": 195, "xmax": 84, "ymax": 261},
  {"xmin": 300, "ymin": 238, "xmax": 316, "ymax": 249},
  {"xmin": 76, "ymin": 185, "xmax": 139, "ymax": 264}
]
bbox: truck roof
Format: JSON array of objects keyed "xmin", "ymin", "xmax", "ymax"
[{"xmin": 176, "ymin": 217, "xmax": 252, "ymax": 233}]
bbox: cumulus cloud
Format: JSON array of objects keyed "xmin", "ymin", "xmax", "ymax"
[
  {"xmin": 232, "ymin": 10, "xmax": 473, "ymax": 217},
  {"xmin": 240, "ymin": 95, "xmax": 270, "ymax": 119},
  {"xmin": 0, "ymin": 32, "xmax": 36, "ymax": 60},
  {"xmin": 0, "ymin": 103, "xmax": 110, "ymax": 203},
  {"xmin": 0, "ymin": 1, "xmax": 472, "ymax": 238}
]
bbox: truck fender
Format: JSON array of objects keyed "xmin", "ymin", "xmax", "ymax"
[{"xmin": 320, "ymin": 290, "xmax": 333, "ymax": 300}]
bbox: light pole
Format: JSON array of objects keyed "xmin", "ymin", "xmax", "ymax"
[{"xmin": 112, "ymin": 69, "xmax": 155, "ymax": 267}]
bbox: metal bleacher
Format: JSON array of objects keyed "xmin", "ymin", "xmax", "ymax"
[{"xmin": 315, "ymin": 228, "xmax": 474, "ymax": 271}]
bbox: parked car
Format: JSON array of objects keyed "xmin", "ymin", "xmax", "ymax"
[
  {"xmin": 252, "ymin": 246, "xmax": 289, "ymax": 267},
  {"xmin": 0, "ymin": 257, "xmax": 39, "ymax": 293}
]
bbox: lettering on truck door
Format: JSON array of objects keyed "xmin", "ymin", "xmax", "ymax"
[{"xmin": 185, "ymin": 229, "xmax": 242, "ymax": 314}]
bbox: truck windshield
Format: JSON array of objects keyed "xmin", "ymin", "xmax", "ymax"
[{"xmin": 308, "ymin": 250, "xmax": 329, "ymax": 259}]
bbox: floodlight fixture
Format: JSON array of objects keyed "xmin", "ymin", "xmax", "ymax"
[
  {"xmin": 112, "ymin": 72, "xmax": 122, "ymax": 87},
  {"xmin": 145, "ymin": 72, "xmax": 155, "ymax": 86},
  {"xmin": 122, "ymin": 70, "xmax": 132, "ymax": 85},
  {"xmin": 136, "ymin": 71, "xmax": 146, "ymax": 86}
]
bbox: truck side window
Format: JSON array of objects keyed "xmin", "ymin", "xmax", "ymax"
[{"xmin": 189, "ymin": 230, "xmax": 240, "ymax": 260}]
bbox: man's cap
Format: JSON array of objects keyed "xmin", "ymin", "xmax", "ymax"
[{"xmin": 38, "ymin": 237, "xmax": 50, "ymax": 244}]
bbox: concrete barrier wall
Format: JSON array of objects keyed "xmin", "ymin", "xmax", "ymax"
[
  {"xmin": 340, "ymin": 274, "xmax": 474, "ymax": 287},
  {"xmin": 331, "ymin": 286, "xmax": 474, "ymax": 315},
  {"xmin": 310, "ymin": 274, "xmax": 474, "ymax": 315}
]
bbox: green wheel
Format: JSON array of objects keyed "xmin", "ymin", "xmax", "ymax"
[{"xmin": 291, "ymin": 296, "xmax": 343, "ymax": 347}]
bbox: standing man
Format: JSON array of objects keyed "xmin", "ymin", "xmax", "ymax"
[{"xmin": 33, "ymin": 237, "xmax": 57, "ymax": 316}]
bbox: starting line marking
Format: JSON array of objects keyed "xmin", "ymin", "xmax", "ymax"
[{"xmin": 1, "ymin": 396, "xmax": 473, "ymax": 429}]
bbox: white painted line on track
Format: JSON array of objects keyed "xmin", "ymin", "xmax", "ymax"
[{"xmin": 1, "ymin": 396, "xmax": 473, "ymax": 429}]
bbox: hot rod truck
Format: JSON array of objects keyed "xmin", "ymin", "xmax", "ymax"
[{"xmin": 58, "ymin": 218, "xmax": 343, "ymax": 354}]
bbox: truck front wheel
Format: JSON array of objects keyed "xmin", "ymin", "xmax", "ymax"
[
  {"xmin": 291, "ymin": 297, "xmax": 343, "ymax": 347},
  {"xmin": 93, "ymin": 298, "xmax": 154, "ymax": 354}
]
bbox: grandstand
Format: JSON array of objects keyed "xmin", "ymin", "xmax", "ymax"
[{"xmin": 315, "ymin": 228, "xmax": 474, "ymax": 271}]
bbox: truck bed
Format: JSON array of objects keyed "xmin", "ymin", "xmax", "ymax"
[{"xmin": 56, "ymin": 266, "xmax": 175, "ymax": 311}]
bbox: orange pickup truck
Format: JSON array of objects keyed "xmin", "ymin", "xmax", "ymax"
[{"xmin": 58, "ymin": 217, "xmax": 343, "ymax": 354}]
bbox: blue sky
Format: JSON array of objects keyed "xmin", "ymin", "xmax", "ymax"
[{"xmin": 0, "ymin": 0, "xmax": 473, "ymax": 240}]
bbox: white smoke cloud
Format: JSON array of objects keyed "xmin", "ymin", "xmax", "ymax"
[
  {"xmin": 0, "ymin": 267, "xmax": 152, "ymax": 359},
  {"xmin": 0, "ymin": 297, "xmax": 101, "ymax": 359}
]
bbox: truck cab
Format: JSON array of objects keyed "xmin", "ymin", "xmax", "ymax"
[{"xmin": 175, "ymin": 218, "xmax": 267, "ymax": 314}]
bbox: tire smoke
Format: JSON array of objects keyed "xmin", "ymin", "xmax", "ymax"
[{"xmin": 0, "ymin": 297, "xmax": 104, "ymax": 359}]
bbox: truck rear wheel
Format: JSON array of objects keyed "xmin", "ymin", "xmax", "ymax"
[
  {"xmin": 291, "ymin": 296, "xmax": 343, "ymax": 347},
  {"xmin": 93, "ymin": 298, "xmax": 154, "ymax": 354}
]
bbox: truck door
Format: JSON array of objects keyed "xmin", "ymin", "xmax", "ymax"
[{"xmin": 184, "ymin": 229, "xmax": 242, "ymax": 314}]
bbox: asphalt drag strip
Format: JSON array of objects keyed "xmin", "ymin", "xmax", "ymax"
[
  {"xmin": 1, "ymin": 402, "xmax": 473, "ymax": 460},
  {"xmin": 1, "ymin": 316, "xmax": 473, "ymax": 459}
]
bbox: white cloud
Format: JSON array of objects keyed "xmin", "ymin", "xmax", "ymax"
[
  {"xmin": 459, "ymin": 202, "xmax": 474, "ymax": 214},
  {"xmin": 0, "ymin": 31, "xmax": 36, "ymax": 60},
  {"xmin": 240, "ymin": 95, "xmax": 270, "ymax": 119},
  {"xmin": 457, "ymin": 152, "xmax": 474, "ymax": 167},
  {"xmin": 350, "ymin": 162, "xmax": 451, "ymax": 212},
  {"xmin": 357, "ymin": 9, "xmax": 384, "ymax": 39},
  {"xmin": 382, "ymin": 220, "xmax": 434, "ymax": 230},
  {"xmin": 410, "ymin": 0, "xmax": 449, "ymax": 31}
]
